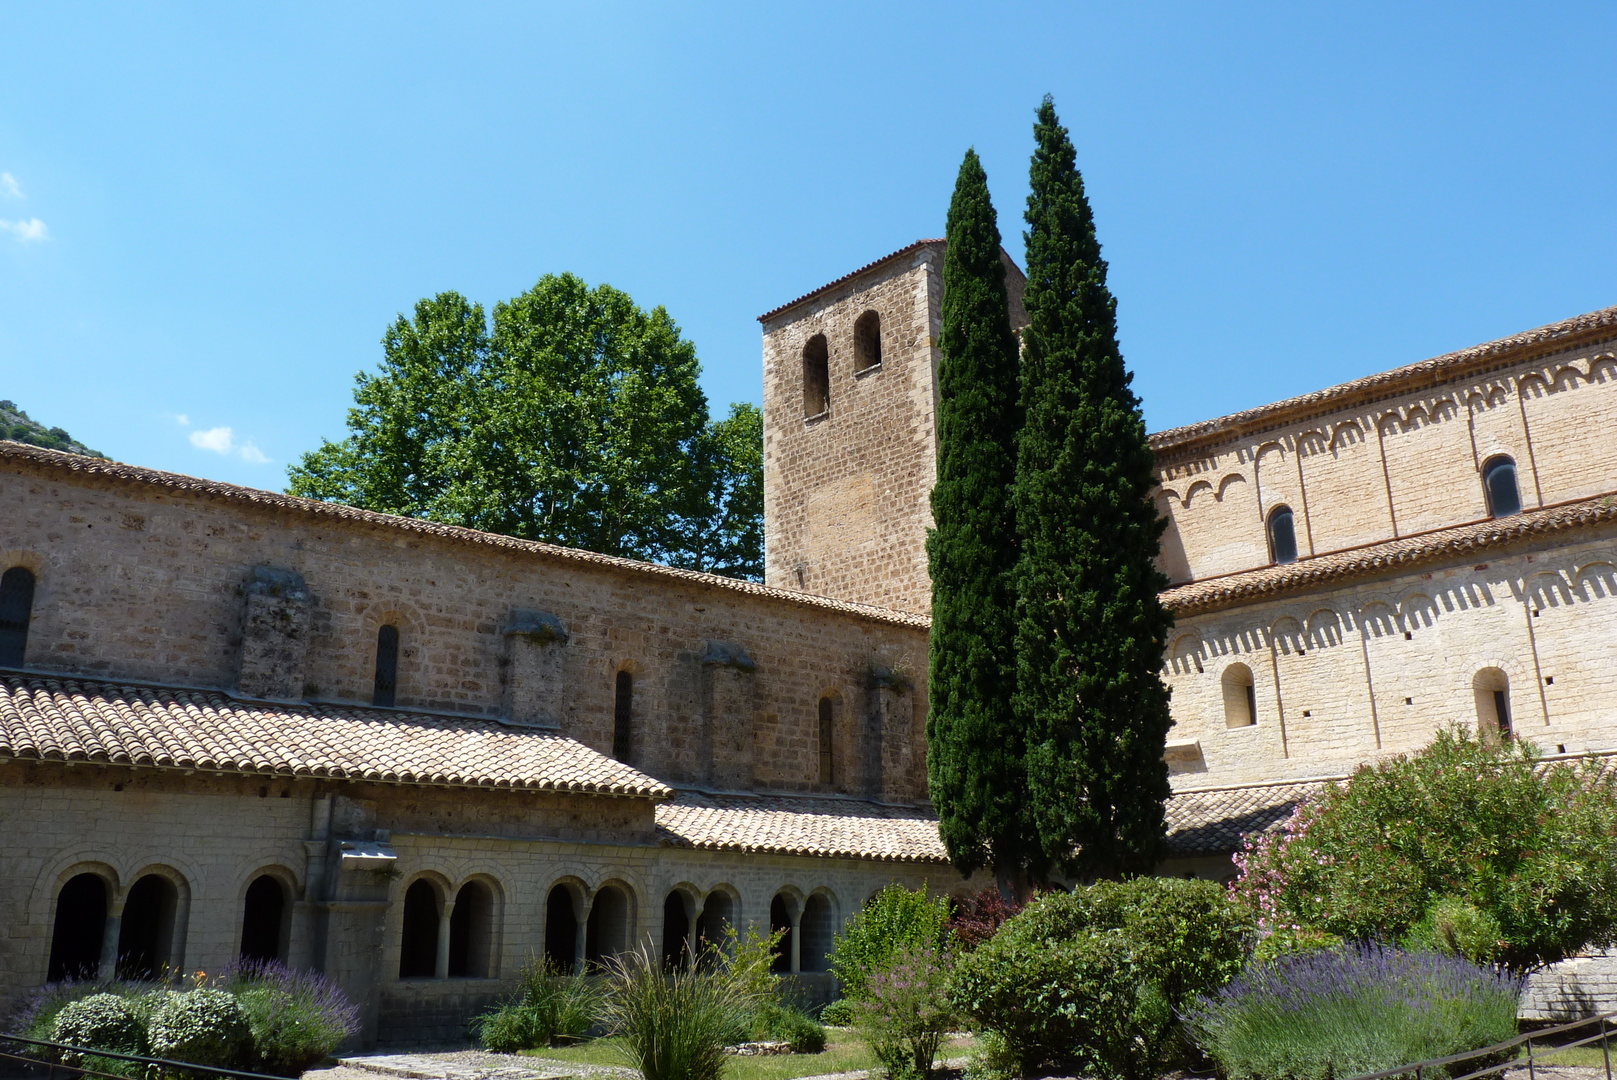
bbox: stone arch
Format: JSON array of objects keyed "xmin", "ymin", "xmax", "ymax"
[
  {"xmin": 1215, "ymin": 473, "xmax": 1248, "ymax": 500},
  {"xmin": 1269, "ymin": 615, "xmax": 1305, "ymax": 656},
  {"xmin": 1396, "ymin": 591, "xmax": 1441, "ymax": 633},
  {"xmin": 799, "ymin": 889, "xmax": 839, "ymax": 973},
  {"xmin": 398, "ymin": 874, "xmax": 447, "ymax": 979},
  {"xmin": 1305, "ymin": 608, "xmax": 1345, "ymax": 649},
  {"xmin": 1168, "ymin": 633, "xmax": 1204, "ymax": 676},
  {"xmin": 769, "ymin": 889, "xmax": 800, "ymax": 973},
  {"xmin": 117, "ymin": 866, "xmax": 190, "ymax": 980},
  {"xmin": 1472, "ymin": 667, "xmax": 1514, "ymax": 741},
  {"xmin": 1524, "ymin": 570, "xmax": 1574, "ymax": 613},
  {"xmin": 660, "ymin": 884, "xmax": 700, "ymax": 972},
  {"xmin": 1357, "ymin": 601, "xmax": 1398, "ymax": 639},
  {"xmin": 1221, "ymin": 662, "xmax": 1257, "ymax": 728},
  {"xmin": 1573, "ymin": 561, "xmax": 1617, "ymax": 599},
  {"xmin": 545, "ymin": 876, "xmax": 587, "ymax": 973},
  {"xmin": 1329, "ymin": 421, "xmax": 1366, "ymax": 451},
  {"xmin": 357, "ymin": 604, "xmax": 426, "ymax": 707},
  {"xmin": 238, "ymin": 865, "xmax": 298, "ymax": 964},
  {"xmin": 853, "ymin": 310, "xmax": 882, "ymax": 373},
  {"xmin": 695, "ymin": 886, "xmax": 740, "ymax": 967},
  {"xmin": 46, "ymin": 866, "xmax": 115, "ymax": 982},
  {"xmin": 1183, "ymin": 479, "xmax": 1215, "ymax": 506},
  {"xmin": 449, "ymin": 875, "xmax": 502, "ymax": 978},
  {"xmin": 803, "ymin": 334, "xmax": 830, "ymax": 418},
  {"xmin": 585, "ymin": 879, "xmax": 635, "ymax": 968}
]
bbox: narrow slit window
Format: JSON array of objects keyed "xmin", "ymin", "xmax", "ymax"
[
  {"xmin": 373, "ymin": 625, "xmax": 400, "ymax": 707},
  {"xmin": 818, "ymin": 697, "xmax": 834, "ymax": 785},
  {"xmin": 0, "ymin": 566, "xmax": 36, "ymax": 668},
  {"xmin": 1482, "ymin": 456, "xmax": 1521, "ymax": 517},
  {"xmin": 1268, "ymin": 507, "xmax": 1298, "ymax": 565},
  {"xmin": 803, "ymin": 335, "xmax": 830, "ymax": 418},
  {"xmin": 613, "ymin": 670, "xmax": 633, "ymax": 763},
  {"xmin": 1493, "ymin": 690, "xmax": 1512, "ymax": 739}
]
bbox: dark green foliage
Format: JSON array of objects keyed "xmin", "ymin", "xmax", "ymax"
[
  {"xmin": 147, "ymin": 989, "xmax": 253, "ymax": 1070},
  {"xmin": 287, "ymin": 276, "xmax": 763, "ymax": 580},
  {"xmin": 0, "ymin": 400, "xmax": 105, "ymax": 458},
  {"xmin": 476, "ymin": 958, "xmax": 603, "ymax": 1051},
  {"xmin": 1013, "ymin": 96, "xmax": 1174, "ymax": 875},
  {"xmin": 926, "ymin": 149, "xmax": 1034, "ymax": 884},
  {"xmin": 749, "ymin": 1001, "xmax": 826, "ymax": 1053},
  {"xmin": 1406, "ymin": 898, "xmax": 1505, "ymax": 965},
  {"xmin": 818, "ymin": 998, "xmax": 854, "ymax": 1026},
  {"xmin": 953, "ymin": 879, "xmax": 1254, "ymax": 1080},
  {"xmin": 828, "ymin": 884, "xmax": 952, "ymax": 1003},
  {"xmin": 1232, "ymin": 728, "xmax": 1617, "ymax": 969},
  {"xmin": 51, "ymin": 993, "xmax": 148, "ymax": 1059}
]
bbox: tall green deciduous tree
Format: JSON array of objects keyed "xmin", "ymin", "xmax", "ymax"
[
  {"xmin": 1014, "ymin": 96, "xmax": 1174, "ymax": 877},
  {"xmin": 288, "ymin": 274, "xmax": 764, "ymax": 580},
  {"xmin": 926, "ymin": 150, "xmax": 1041, "ymax": 889}
]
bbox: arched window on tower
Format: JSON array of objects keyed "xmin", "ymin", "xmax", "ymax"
[
  {"xmin": 373, "ymin": 625, "xmax": 400, "ymax": 707},
  {"xmin": 803, "ymin": 335, "xmax": 829, "ymax": 419},
  {"xmin": 1222, "ymin": 663, "xmax": 1257, "ymax": 728},
  {"xmin": 1483, "ymin": 456, "xmax": 1522, "ymax": 518},
  {"xmin": 1267, "ymin": 506, "xmax": 1298, "ymax": 565},
  {"xmin": 613, "ymin": 671, "xmax": 633, "ymax": 763},
  {"xmin": 0, "ymin": 566, "xmax": 36, "ymax": 667},
  {"xmin": 818, "ymin": 697, "xmax": 834, "ymax": 785},
  {"xmin": 853, "ymin": 311, "xmax": 882, "ymax": 373},
  {"xmin": 1473, "ymin": 668, "xmax": 1513, "ymax": 740}
]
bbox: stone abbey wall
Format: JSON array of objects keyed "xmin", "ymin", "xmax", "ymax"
[
  {"xmin": 761, "ymin": 242, "xmax": 1027, "ymax": 617},
  {"xmin": 0, "ymin": 454, "xmax": 931, "ymax": 802},
  {"xmin": 1153, "ymin": 330, "xmax": 1617, "ymax": 584}
]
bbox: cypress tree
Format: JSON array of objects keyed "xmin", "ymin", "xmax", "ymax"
[
  {"xmin": 926, "ymin": 149, "xmax": 1040, "ymax": 888},
  {"xmin": 1013, "ymin": 96, "xmax": 1174, "ymax": 877}
]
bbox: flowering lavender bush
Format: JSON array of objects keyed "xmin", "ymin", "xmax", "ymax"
[
  {"xmin": 1182, "ymin": 943, "xmax": 1523, "ymax": 1080},
  {"xmin": 852, "ymin": 944, "xmax": 955, "ymax": 1080},
  {"xmin": 217, "ymin": 960, "xmax": 360, "ymax": 1075},
  {"xmin": 1230, "ymin": 728, "xmax": 1617, "ymax": 969}
]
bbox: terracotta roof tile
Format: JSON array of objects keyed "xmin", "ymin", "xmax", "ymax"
[
  {"xmin": 1164, "ymin": 780, "xmax": 1327, "ymax": 856},
  {"xmin": 757, "ymin": 240, "xmax": 945, "ymax": 324},
  {"xmin": 655, "ymin": 791, "xmax": 951, "ymax": 863},
  {"xmin": 0, "ymin": 673, "xmax": 672, "ymax": 797},
  {"xmin": 1162, "ymin": 492, "xmax": 1617, "ymax": 616},
  {"xmin": 0, "ymin": 442, "xmax": 928, "ymax": 631}
]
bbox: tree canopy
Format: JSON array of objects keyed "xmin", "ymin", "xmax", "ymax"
[{"xmin": 288, "ymin": 274, "xmax": 763, "ymax": 579}]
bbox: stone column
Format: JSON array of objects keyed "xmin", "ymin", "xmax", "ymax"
[
  {"xmin": 575, "ymin": 895, "xmax": 591, "ymax": 975},
  {"xmin": 502, "ymin": 610, "xmax": 569, "ymax": 729},
  {"xmin": 98, "ymin": 893, "xmax": 125, "ymax": 980},
  {"xmin": 790, "ymin": 908, "xmax": 802, "ymax": 974},
  {"xmin": 435, "ymin": 901, "xmax": 454, "ymax": 979},
  {"xmin": 701, "ymin": 641, "xmax": 757, "ymax": 789}
]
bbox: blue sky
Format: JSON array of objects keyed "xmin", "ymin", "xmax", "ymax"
[{"xmin": 3, "ymin": 3, "xmax": 1615, "ymax": 489}]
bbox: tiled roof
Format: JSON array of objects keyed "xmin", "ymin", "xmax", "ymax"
[
  {"xmin": 1162, "ymin": 492, "xmax": 1617, "ymax": 616},
  {"xmin": 655, "ymin": 791, "xmax": 952, "ymax": 863},
  {"xmin": 0, "ymin": 673, "xmax": 672, "ymax": 797},
  {"xmin": 0, "ymin": 442, "xmax": 928, "ymax": 632},
  {"xmin": 1150, "ymin": 305, "xmax": 1617, "ymax": 460},
  {"xmin": 757, "ymin": 240, "xmax": 944, "ymax": 324},
  {"xmin": 1164, "ymin": 780, "xmax": 1328, "ymax": 856}
]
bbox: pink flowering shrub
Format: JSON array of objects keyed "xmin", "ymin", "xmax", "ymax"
[
  {"xmin": 852, "ymin": 944, "xmax": 955, "ymax": 1080},
  {"xmin": 1228, "ymin": 727, "xmax": 1617, "ymax": 969}
]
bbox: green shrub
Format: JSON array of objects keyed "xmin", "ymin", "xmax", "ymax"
[
  {"xmin": 52, "ymin": 993, "xmax": 148, "ymax": 1067},
  {"xmin": 477, "ymin": 1003, "xmax": 553, "ymax": 1054},
  {"xmin": 148, "ymin": 989, "xmax": 253, "ymax": 1071},
  {"xmin": 829, "ymin": 885, "xmax": 951, "ymax": 1002},
  {"xmin": 1231, "ymin": 728, "xmax": 1617, "ymax": 969},
  {"xmin": 955, "ymin": 925, "xmax": 1168, "ymax": 1080},
  {"xmin": 1251, "ymin": 927, "xmax": 1342, "ymax": 967},
  {"xmin": 476, "ymin": 958, "xmax": 603, "ymax": 1051},
  {"xmin": 818, "ymin": 998, "xmax": 854, "ymax": 1026},
  {"xmin": 604, "ymin": 942, "xmax": 769, "ymax": 1080},
  {"xmin": 1183, "ymin": 942, "xmax": 1523, "ymax": 1080},
  {"xmin": 749, "ymin": 1002, "xmax": 826, "ymax": 1054},
  {"xmin": 222, "ymin": 961, "xmax": 360, "ymax": 1075},
  {"xmin": 852, "ymin": 944, "xmax": 955, "ymax": 1080},
  {"xmin": 1406, "ymin": 898, "xmax": 1504, "ymax": 965}
]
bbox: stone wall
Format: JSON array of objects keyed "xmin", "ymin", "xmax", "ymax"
[
  {"xmin": 1153, "ymin": 339, "xmax": 1617, "ymax": 584},
  {"xmin": 0, "ymin": 456, "xmax": 931, "ymax": 801},
  {"xmin": 760, "ymin": 243, "xmax": 1027, "ymax": 617}
]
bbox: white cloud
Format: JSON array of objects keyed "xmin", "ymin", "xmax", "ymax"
[
  {"xmin": 0, "ymin": 173, "xmax": 21, "ymax": 199},
  {"xmin": 189, "ymin": 424, "xmax": 272, "ymax": 464},
  {"xmin": 172, "ymin": 413, "xmax": 189, "ymax": 426},
  {"xmin": 0, "ymin": 218, "xmax": 47, "ymax": 242}
]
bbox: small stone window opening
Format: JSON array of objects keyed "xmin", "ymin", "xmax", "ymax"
[
  {"xmin": 695, "ymin": 892, "xmax": 734, "ymax": 972},
  {"xmin": 0, "ymin": 566, "xmax": 36, "ymax": 668},
  {"xmin": 448, "ymin": 880, "xmax": 494, "ymax": 978},
  {"xmin": 613, "ymin": 670, "xmax": 633, "ymax": 763},
  {"xmin": 117, "ymin": 874, "xmax": 179, "ymax": 980},
  {"xmin": 398, "ymin": 879, "xmax": 439, "ymax": 978},
  {"xmin": 240, "ymin": 874, "xmax": 288, "ymax": 963},
  {"xmin": 818, "ymin": 697, "xmax": 834, "ymax": 785},
  {"xmin": 661, "ymin": 892, "xmax": 692, "ymax": 972},
  {"xmin": 769, "ymin": 894, "xmax": 795, "ymax": 974},
  {"xmin": 803, "ymin": 335, "xmax": 830, "ymax": 419},
  {"xmin": 853, "ymin": 310, "xmax": 882, "ymax": 373},
  {"xmin": 48, "ymin": 873, "xmax": 108, "ymax": 982},
  {"xmin": 544, "ymin": 885, "xmax": 580, "ymax": 973},
  {"xmin": 799, "ymin": 894, "xmax": 835, "ymax": 973},
  {"xmin": 373, "ymin": 625, "xmax": 400, "ymax": 707},
  {"xmin": 1473, "ymin": 668, "xmax": 1512, "ymax": 741},
  {"xmin": 1268, "ymin": 507, "xmax": 1298, "ymax": 565},
  {"xmin": 1222, "ymin": 663, "xmax": 1257, "ymax": 728},
  {"xmin": 1483, "ymin": 456, "xmax": 1522, "ymax": 518},
  {"xmin": 585, "ymin": 884, "xmax": 631, "ymax": 969}
]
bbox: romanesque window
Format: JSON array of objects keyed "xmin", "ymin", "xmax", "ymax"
[
  {"xmin": 661, "ymin": 891, "xmax": 691, "ymax": 972},
  {"xmin": 373, "ymin": 625, "xmax": 400, "ymax": 707},
  {"xmin": 544, "ymin": 884, "xmax": 579, "ymax": 973},
  {"xmin": 117, "ymin": 874, "xmax": 180, "ymax": 980},
  {"xmin": 1483, "ymin": 456, "xmax": 1521, "ymax": 517},
  {"xmin": 398, "ymin": 879, "xmax": 439, "ymax": 978},
  {"xmin": 585, "ymin": 884, "xmax": 631, "ymax": 968},
  {"xmin": 803, "ymin": 335, "xmax": 830, "ymax": 418},
  {"xmin": 240, "ymin": 874, "xmax": 288, "ymax": 963},
  {"xmin": 853, "ymin": 310, "xmax": 882, "ymax": 373},
  {"xmin": 448, "ymin": 880, "xmax": 494, "ymax": 978},
  {"xmin": 769, "ymin": 893, "xmax": 796, "ymax": 973},
  {"xmin": 1222, "ymin": 663, "xmax": 1257, "ymax": 728},
  {"xmin": 0, "ymin": 566, "xmax": 36, "ymax": 668},
  {"xmin": 1473, "ymin": 668, "xmax": 1513, "ymax": 740},
  {"xmin": 1267, "ymin": 507, "xmax": 1298, "ymax": 565},
  {"xmin": 799, "ymin": 893, "xmax": 835, "ymax": 973},
  {"xmin": 818, "ymin": 697, "xmax": 834, "ymax": 785},
  {"xmin": 612, "ymin": 670, "xmax": 633, "ymax": 763},
  {"xmin": 48, "ymin": 873, "xmax": 107, "ymax": 982},
  {"xmin": 696, "ymin": 891, "xmax": 735, "ymax": 970}
]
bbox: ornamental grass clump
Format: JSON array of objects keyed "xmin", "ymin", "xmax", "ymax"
[
  {"xmin": 1182, "ymin": 943, "xmax": 1523, "ymax": 1080},
  {"xmin": 475, "ymin": 958, "xmax": 602, "ymax": 1052},
  {"xmin": 603, "ymin": 941, "xmax": 766, "ymax": 1080}
]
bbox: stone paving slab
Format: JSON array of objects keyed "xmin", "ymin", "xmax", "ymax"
[{"xmin": 327, "ymin": 1050, "xmax": 633, "ymax": 1080}]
